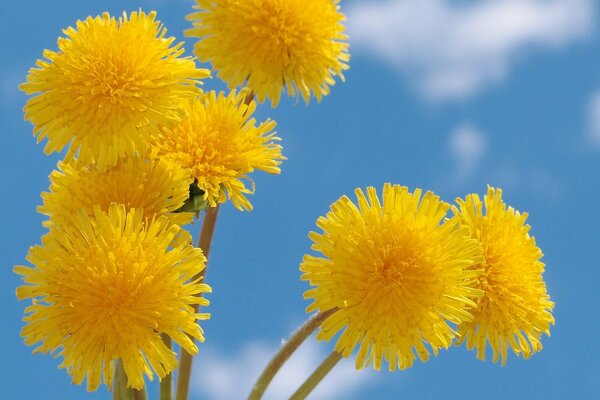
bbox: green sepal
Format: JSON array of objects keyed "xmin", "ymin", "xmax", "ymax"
[{"xmin": 175, "ymin": 180, "xmax": 208, "ymax": 213}]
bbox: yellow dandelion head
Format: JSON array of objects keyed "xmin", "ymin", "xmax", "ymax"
[
  {"xmin": 151, "ymin": 90, "xmax": 285, "ymax": 211},
  {"xmin": 451, "ymin": 186, "xmax": 555, "ymax": 365},
  {"xmin": 186, "ymin": 0, "xmax": 350, "ymax": 107},
  {"xmin": 301, "ymin": 184, "xmax": 484, "ymax": 371},
  {"xmin": 15, "ymin": 204, "xmax": 211, "ymax": 391},
  {"xmin": 39, "ymin": 157, "xmax": 194, "ymax": 230},
  {"xmin": 21, "ymin": 10, "xmax": 210, "ymax": 170}
]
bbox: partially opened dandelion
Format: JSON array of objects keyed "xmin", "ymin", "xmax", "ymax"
[
  {"xmin": 21, "ymin": 10, "xmax": 209, "ymax": 170},
  {"xmin": 300, "ymin": 184, "xmax": 484, "ymax": 371},
  {"xmin": 151, "ymin": 90, "xmax": 285, "ymax": 211},
  {"xmin": 39, "ymin": 157, "xmax": 194, "ymax": 230},
  {"xmin": 14, "ymin": 205, "xmax": 211, "ymax": 391},
  {"xmin": 186, "ymin": 0, "xmax": 350, "ymax": 106},
  {"xmin": 451, "ymin": 186, "xmax": 555, "ymax": 364}
]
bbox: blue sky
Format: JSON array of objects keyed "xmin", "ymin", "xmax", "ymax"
[{"xmin": 2, "ymin": 0, "xmax": 600, "ymax": 399}]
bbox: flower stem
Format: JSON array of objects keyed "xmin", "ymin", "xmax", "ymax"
[
  {"xmin": 289, "ymin": 351, "xmax": 343, "ymax": 400},
  {"xmin": 133, "ymin": 388, "xmax": 147, "ymax": 400},
  {"xmin": 176, "ymin": 205, "xmax": 220, "ymax": 400},
  {"xmin": 160, "ymin": 335, "xmax": 172, "ymax": 400},
  {"xmin": 113, "ymin": 360, "xmax": 147, "ymax": 400},
  {"xmin": 247, "ymin": 309, "xmax": 336, "ymax": 400},
  {"xmin": 197, "ymin": 205, "xmax": 220, "ymax": 257},
  {"xmin": 175, "ymin": 89, "xmax": 251, "ymax": 400},
  {"xmin": 113, "ymin": 360, "xmax": 132, "ymax": 400}
]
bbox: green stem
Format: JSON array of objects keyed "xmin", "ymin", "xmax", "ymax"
[
  {"xmin": 160, "ymin": 335, "xmax": 173, "ymax": 400},
  {"xmin": 176, "ymin": 205, "xmax": 220, "ymax": 400},
  {"xmin": 247, "ymin": 309, "xmax": 337, "ymax": 400},
  {"xmin": 113, "ymin": 360, "xmax": 147, "ymax": 400},
  {"xmin": 289, "ymin": 351, "xmax": 343, "ymax": 400},
  {"xmin": 176, "ymin": 350, "xmax": 193, "ymax": 400},
  {"xmin": 113, "ymin": 360, "xmax": 132, "ymax": 400},
  {"xmin": 132, "ymin": 388, "xmax": 147, "ymax": 400}
]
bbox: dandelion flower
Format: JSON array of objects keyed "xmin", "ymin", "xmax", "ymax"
[
  {"xmin": 39, "ymin": 157, "xmax": 194, "ymax": 230},
  {"xmin": 452, "ymin": 186, "xmax": 555, "ymax": 365},
  {"xmin": 301, "ymin": 184, "xmax": 483, "ymax": 370},
  {"xmin": 151, "ymin": 90, "xmax": 284, "ymax": 211},
  {"xmin": 15, "ymin": 204, "xmax": 210, "ymax": 391},
  {"xmin": 186, "ymin": 0, "xmax": 350, "ymax": 107},
  {"xmin": 21, "ymin": 11, "xmax": 209, "ymax": 170}
]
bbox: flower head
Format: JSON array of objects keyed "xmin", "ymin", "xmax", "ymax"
[
  {"xmin": 21, "ymin": 10, "xmax": 209, "ymax": 170},
  {"xmin": 151, "ymin": 90, "xmax": 284, "ymax": 211},
  {"xmin": 15, "ymin": 204, "xmax": 210, "ymax": 391},
  {"xmin": 451, "ymin": 187, "xmax": 554, "ymax": 365},
  {"xmin": 39, "ymin": 157, "xmax": 194, "ymax": 230},
  {"xmin": 301, "ymin": 184, "xmax": 483, "ymax": 370},
  {"xmin": 186, "ymin": 0, "xmax": 349, "ymax": 107}
]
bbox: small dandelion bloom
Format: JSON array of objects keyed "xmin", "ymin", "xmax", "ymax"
[
  {"xmin": 21, "ymin": 10, "xmax": 209, "ymax": 170},
  {"xmin": 186, "ymin": 0, "xmax": 350, "ymax": 107},
  {"xmin": 39, "ymin": 157, "xmax": 194, "ymax": 230},
  {"xmin": 301, "ymin": 184, "xmax": 484, "ymax": 370},
  {"xmin": 15, "ymin": 204, "xmax": 211, "ymax": 391},
  {"xmin": 452, "ymin": 186, "xmax": 555, "ymax": 365},
  {"xmin": 151, "ymin": 90, "xmax": 285, "ymax": 211}
]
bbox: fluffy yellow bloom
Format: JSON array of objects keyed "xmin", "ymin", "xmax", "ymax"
[
  {"xmin": 452, "ymin": 187, "xmax": 554, "ymax": 365},
  {"xmin": 15, "ymin": 205, "xmax": 210, "ymax": 391},
  {"xmin": 21, "ymin": 10, "xmax": 209, "ymax": 170},
  {"xmin": 39, "ymin": 157, "xmax": 194, "ymax": 230},
  {"xmin": 301, "ymin": 184, "xmax": 483, "ymax": 370},
  {"xmin": 151, "ymin": 91, "xmax": 285, "ymax": 211},
  {"xmin": 186, "ymin": 0, "xmax": 349, "ymax": 107}
]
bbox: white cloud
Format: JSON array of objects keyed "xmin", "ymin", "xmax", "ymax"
[
  {"xmin": 488, "ymin": 163, "xmax": 562, "ymax": 200},
  {"xmin": 347, "ymin": 0, "xmax": 594, "ymax": 101},
  {"xmin": 586, "ymin": 90, "xmax": 600, "ymax": 147},
  {"xmin": 448, "ymin": 123, "xmax": 488, "ymax": 179},
  {"xmin": 191, "ymin": 338, "xmax": 375, "ymax": 400},
  {"xmin": 440, "ymin": 124, "xmax": 562, "ymax": 200}
]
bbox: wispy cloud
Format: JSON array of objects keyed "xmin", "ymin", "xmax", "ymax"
[
  {"xmin": 191, "ymin": 337, "xmax": 375, "ymax": 400},
  {"xmin": 347, "ymin": 0, "xmax": 594, "ymax": 101},
  {"xmin": 1, "ymin": 68, "xmax": 25, "ymax": 107},
  {"xmin": 439, "ymin": 123, "xmax": 562, "ymax": 200},
  {"xmin": 448, "ymin": 123, "xmax": 489, "ymax": 180},
  {"xmin": 487, "ymin": 163, "xmax": 562, "ymax": 201},
  {"xmin": 586, "ymin": 90, "xmax": 600, "ymax": 147}
]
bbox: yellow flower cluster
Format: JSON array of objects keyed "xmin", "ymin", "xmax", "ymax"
[
  {"xmin": 16, "ymin": 1, "xmax": 556, "ymax": 397},
  {"xmin": 302, "ymin": 185, "xmax": 554, "ymax": 370},
  {"xmin": 16, "ymin": 5, "xmax": 300, "ymax": 391},
  {"xmin": 17, "ymin": 10, "xmax": 216, "ymax": 391}
]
